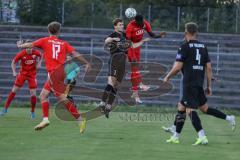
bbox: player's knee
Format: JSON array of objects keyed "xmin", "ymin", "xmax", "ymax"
[
  {"xmin": 199, "ymin": 105, "xmax": 208, "ymax": 113},
  {"xmin": 177, "ymin": 102, "xmax": 186, "ymax": 112},
  {"xmin": 186, "ymin": 108, "xmax": 194, "ymax": 115},
  {"xmin": 39, "ymin": 93, "xmax": 47, "ymax": 102},
  {"xmin": 112, "ymin": 80, "xmax": 119, "ymax": 88},
  {"xmin": 12, "ymin": 85, "xmax": 19, "ymax": 93},
  {"xmin": 30, "ymin": 89, "xmax": 36, "ymax": 96},
  {"xmin": 39, "ymin": 94, "xmax": 43, "ymax": 101}
]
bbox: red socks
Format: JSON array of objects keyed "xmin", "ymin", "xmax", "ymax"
[
  {"xmin": 131, "ymin": 65, "xmax": 142, "ymax": 91},
  {"xmin": 4, "ymin": 91, "xmax": 16, "ymax": 109},
  {"xmin": 30, "ymin": 96, "xmax": 37, "ymax": 112},
  {"xmin": 5, "ymin": 92, "xmax": 37, "ymax": 113},
  {"xmin": 42, "ymin": 101, "xmax": 49, "ymax": 118},
  {"xmin": 65, "ymin": 101, "xmax": 80, "ymax": 119}
]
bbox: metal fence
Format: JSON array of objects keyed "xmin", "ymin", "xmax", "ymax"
[
  {"xmin": 62, "ymin": 3, "xmax": 240, "ymax": 33},
  {"xmin": 1, "ymin": 1, "xmax": 240, "ymax": 33}
]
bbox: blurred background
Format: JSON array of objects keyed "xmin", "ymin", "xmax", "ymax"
[
  {"xmin": 1, "ymin": 0, "xmax": 240, "ymax": 33},
  {"xmin": 0, "ymin": 0, "xmax": 240, "ymax": 109}
]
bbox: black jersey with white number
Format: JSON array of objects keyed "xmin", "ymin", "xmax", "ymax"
[
  {"xmin": 107, "ymin": 31, "xmax": 128, "ymax": 55},
  {"xmin": 176, "ymin": 40, "xmax": 211, "ymax": 87}
]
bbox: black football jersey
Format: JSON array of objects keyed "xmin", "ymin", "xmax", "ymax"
[
  {"xmin": 106, "ymin": 31, "xmax": 128, "ymax": 54},
  {"xmin": 176, "ymin": 40, "xmax": 211, "ymax": 87}
]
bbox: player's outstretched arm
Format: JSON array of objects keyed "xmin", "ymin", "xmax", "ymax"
[
  {"xmin": 11, "ymin": 60, "xmax": 17, "ymax": 77},
  {"xmin": 71, "ymin": 51, "xmax": 91, "ymax": 72},
  {"xmin": 163, "ymin": 61, "xmax": 183, "ymax": 83},
  {"xmin": 105, "ymin": 37, "xmax": 120, "ymax": 44},
  {"xmin": 148, "ymin": 31, "xmax": 166, "ymax": 39},
  {"xmin": 132, "ymin": 38, "xmax": 151, "ymax": 48},
  {"xmin": 205, "ymin": 62, "xmax": 212, "ymax": 96},
  {"xmin": 17, "ymin": 40, "xmax": 33, "ymax": 49}
]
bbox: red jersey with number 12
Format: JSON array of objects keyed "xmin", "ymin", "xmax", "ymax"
[
  {"xmin": 32, "ymin": 36, "xmax": 75, "ymax": 73},
  {"xmin": 126, "ymin": 19, "xmax": 152, "ymax": 43}
]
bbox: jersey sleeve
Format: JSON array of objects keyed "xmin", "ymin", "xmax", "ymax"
[
  {"xmin": 32, "ymin": 38, "xmax": 45, "ymax": 48},
  {"xmin": 144, "ymin": 20, "xmax": 152, "ymax": 33},
  {"xmin": 176, "ymin": 44, "xmax": 187, "ymax": 62},
  {"xmin": 65, "ymin": 42, "xmax": 75, "ymax": 54},
  {"xmin": 13, "ymin": 50, "xmax": 24, "ymax": 63},
  {"xmin": 126, "ymin": 24, "xmax": 132, "ymax": 40}
]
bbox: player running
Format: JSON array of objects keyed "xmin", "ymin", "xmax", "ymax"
[
  {"xmin": 163, "ymin": 22, "xmax": 236, "ymax": 145},
  {"xmin": 17, "ymin": 21, "xmax": 91, "ymax": 133},
  {"xmin": 99, "ymin": 18, "xmax": 150, "ymax": 118},
  {"xmin": 0, "ymin": 42, "xmax": 42, "ymax": 118},
  {"xmin": 126, "ymin": 14, "xmax": 166, "ymax": 103}
]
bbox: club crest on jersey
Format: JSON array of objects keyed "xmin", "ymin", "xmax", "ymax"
[
  {"xmin": 176, "ymin": 54, "xmax": 182, "ymax": 60},
  {"xmin": 32, "ymin": 55, "xmax": 36, "ymax": 59}
]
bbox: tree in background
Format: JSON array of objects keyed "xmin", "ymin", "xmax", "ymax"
[
  {"xmin": 17, "ymin": 0, "xmax": 63, "ymax": 25},
  {"xmin": 13, "ymin": 0, "xmax": 240, "ymax": 33}
]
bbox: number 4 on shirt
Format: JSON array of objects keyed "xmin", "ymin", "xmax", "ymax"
[{"xmin": 196, "ymin": 49, "xmax": 201, "ymax": 65}]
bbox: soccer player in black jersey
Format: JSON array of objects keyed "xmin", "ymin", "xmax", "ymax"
[
  {"xmin": 98, "ymin": 18, "xmax": 150, "ymax": 118},
  {"xmin": 163, "ymin": 22, "xmax": 236, "ymax": 145}
]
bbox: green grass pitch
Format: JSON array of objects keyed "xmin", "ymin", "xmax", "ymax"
[{"xmin": 0, "ymin": 107, "xmax": 239, "ymax": 160}]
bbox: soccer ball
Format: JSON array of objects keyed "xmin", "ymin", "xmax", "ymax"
[{"xmin": 125, "ymin": 8, "xmax": 137, "ymax": 18}]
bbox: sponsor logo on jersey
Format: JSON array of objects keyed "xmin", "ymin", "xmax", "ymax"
[
  {"xmin": 136, "ymin": 29, "xmax": 144, "ymax": 35},
  {"xmin": 25, "ymin": 60, "xmax": 35, "ymax": 65}
]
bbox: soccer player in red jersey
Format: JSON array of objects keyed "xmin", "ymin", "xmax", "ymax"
[
  {"xmin": 0, "ymin": 42, "xmax": 42, "ymax": 118},
  {"xmin": 126, "ymin": 14, "xmax": 166, "ymax": 103},
  {"xmin": 17, "ymin": 22, "xmax": 91, "ymax": 133}
]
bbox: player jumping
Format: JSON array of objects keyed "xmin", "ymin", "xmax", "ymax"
[
  {"xmin": 126, "ymin": 14, "xmax": 166, "ymax": 103},
  {"xmin": 17, "ymin": 22, "xmax": 91, "ymax": 133},
  {"xmin": 99, "ymin": 18, "xmax": 150, "ymax": 118},
  {"xmin": 1, "ymin": 41, "xmax": 42, "ymax": 118}
]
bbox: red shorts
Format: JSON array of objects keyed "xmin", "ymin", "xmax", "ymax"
[
  {"xmin": 14, "ymin": 74, "xmax": 37, "ymax": 89},
  {"xmin": 43, "ymin": 67, "xmax": 66, "ymax": 97},
  {"xmin": 128, "ymin": 47, "xmax": 141, "ymax": 62}
]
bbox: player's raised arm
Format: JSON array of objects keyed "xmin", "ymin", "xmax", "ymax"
[
  {"xmin": 148, "ymin": 31, "xmax": 166, "ymax": 39},
  {"xmin": 71, "ymin": 51, "xmax": 91, "ymax": 72},
  {"xmin": 135, "ymin": 14, "xmax": 166, "ymax": 39}
]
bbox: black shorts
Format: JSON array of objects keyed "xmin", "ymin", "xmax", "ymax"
[
  {"xmin": 108, "ymin": 53, "xmax": 126, "ymax": 82},
  {"xmin": 180, "ymin": 86, "xmax": 207, "ymax": 109}
]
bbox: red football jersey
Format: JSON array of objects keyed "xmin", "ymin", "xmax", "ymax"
[
  {"xmin": 14, "ymin": 49, "xmax": 41, "ymax": 76},
  {"xmin": 126, "ymin": 19, "xmax": 152, "ymax": 43},
  {"xmin": 32, "ymin": 36, "xmax": 75, "ymax": 73}
]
